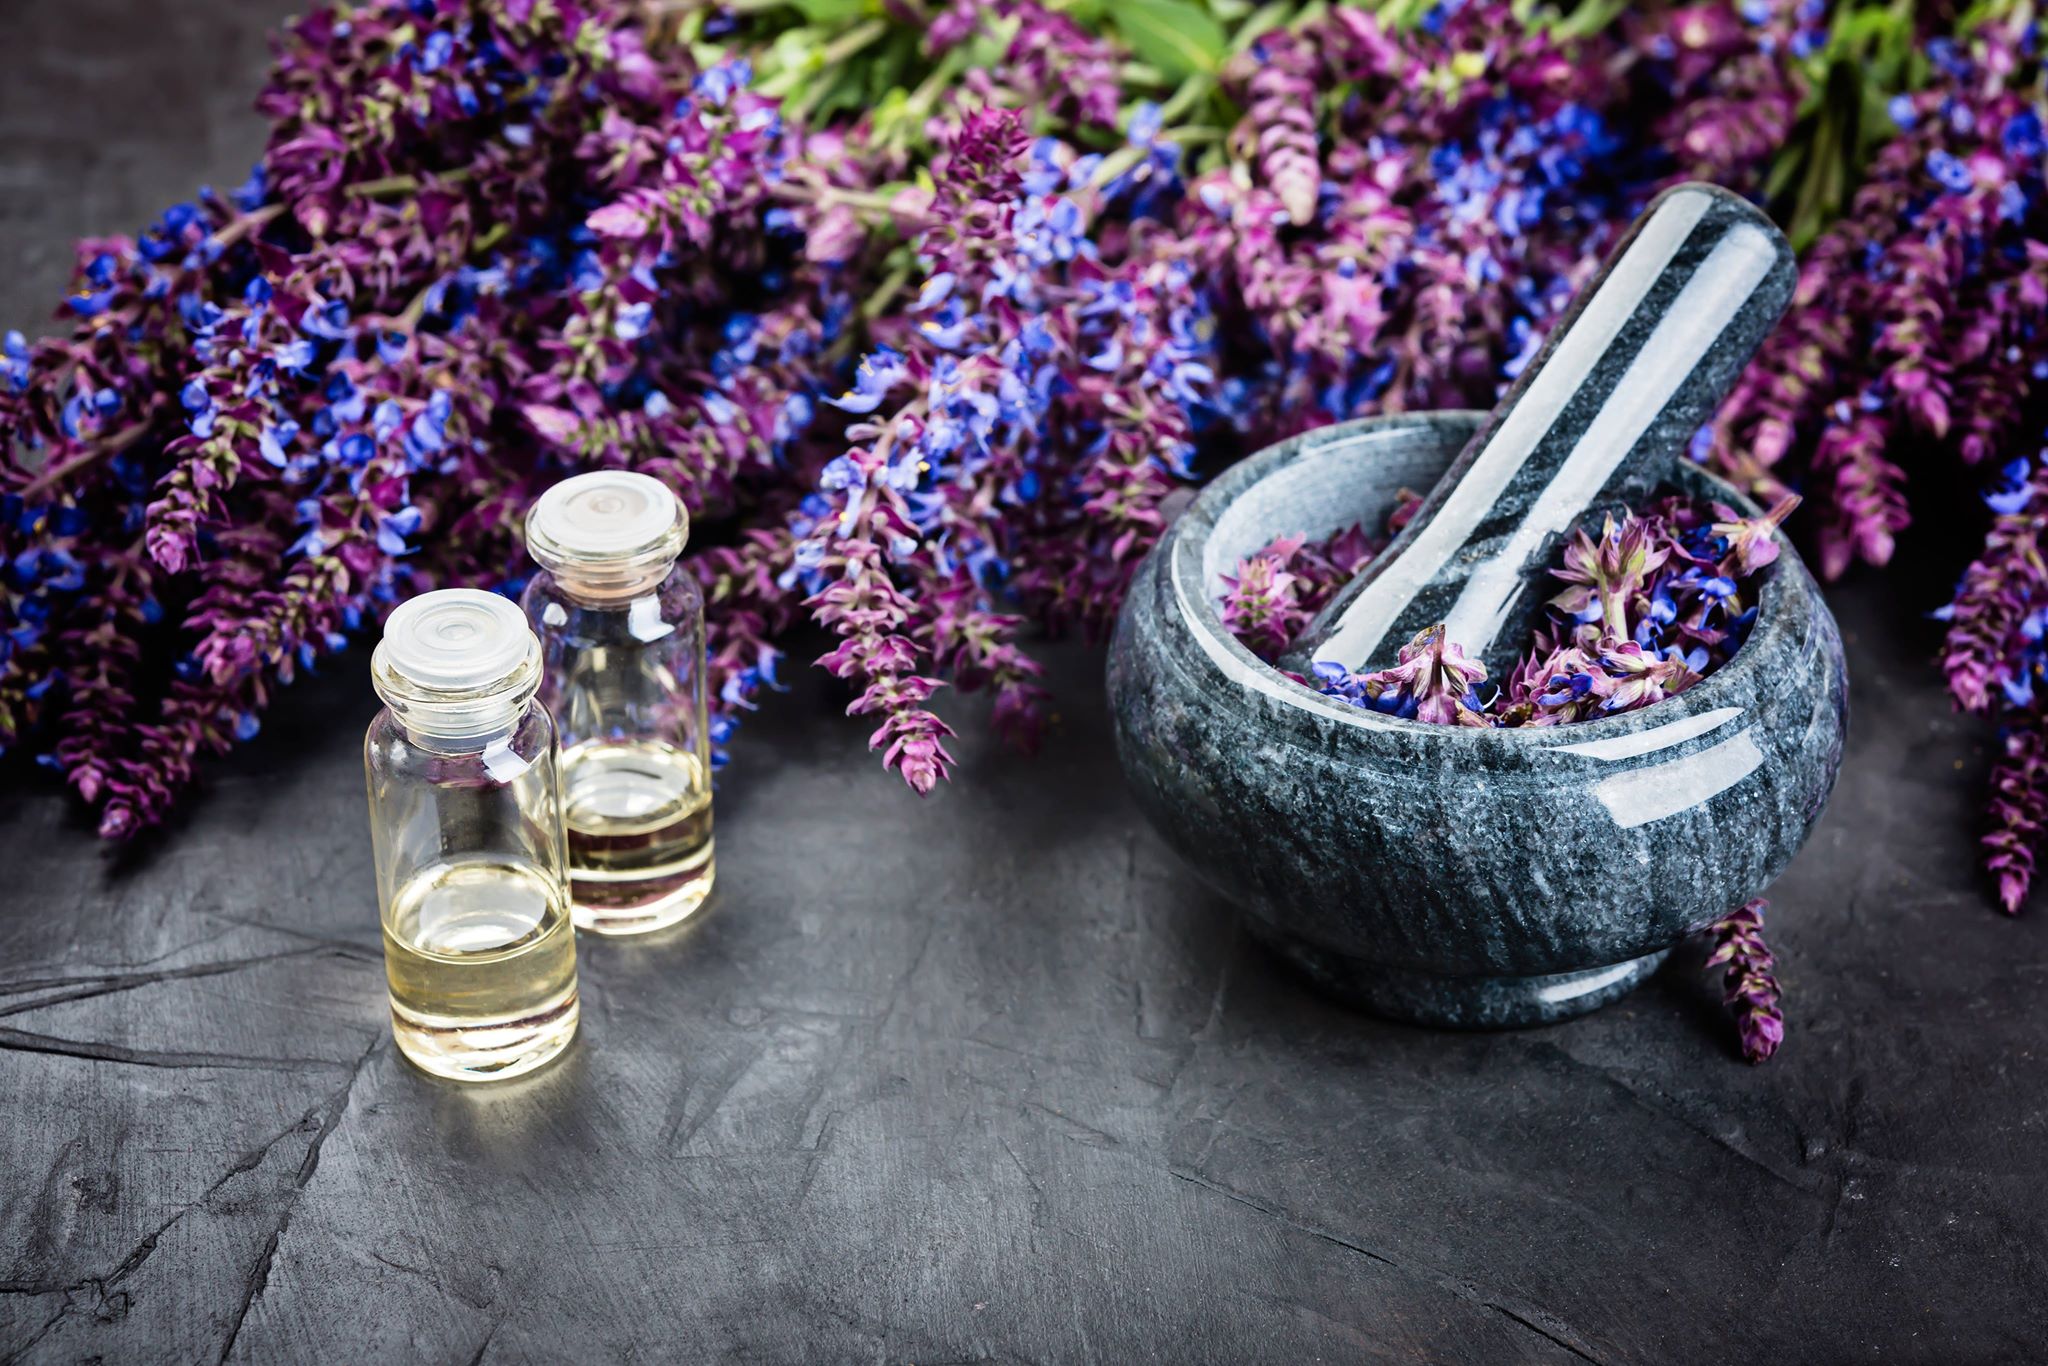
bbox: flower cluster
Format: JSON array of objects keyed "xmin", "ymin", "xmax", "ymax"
[
  {"xmin": 1705, "ymin": 898, "xmax": 1785, "ymax": 1063},
  {"xmin": 1243, "ymin": 495, "xmax": 1794, "ymax": 728},
  {"xmin": 1218, "ymin": 499, "xmax": 1406, "ymax": 661},
  {"xmin": 3, "ymin": 0, "xmax": 2048, "ymax": 931}
]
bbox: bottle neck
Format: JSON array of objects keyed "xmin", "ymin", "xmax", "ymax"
[
  {"xmin": 371, "ymin": 653, "xmax": 543, "ymax": 753},
  {"xmin": 390, "ymin": 693, "xmax": 534, "ymax": 752},
  {"xmin": 545, "ymin": 555, "xmax": 680, "ymax": 608}
]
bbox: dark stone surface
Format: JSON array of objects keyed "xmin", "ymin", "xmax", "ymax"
[
  {"xmin": 3, "ymin": 5, "xmax": 2048, "ymax": 1363},
  {"xmin": 1110, "ymin": 414, "xmax": 1845, "ymax": 1027},
  {"xmin": 1293, "ymin": 185, "xmax": 1797, "ymax": 674}
]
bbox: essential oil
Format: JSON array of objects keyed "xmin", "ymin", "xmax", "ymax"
[
  {"xmin": 365, "ymin": 589, "xmax": 579, "ymax": 1081},
  {"xmin": 382, "ymin": 857, "xmax": 579, "ymax": 1081},
  {"xmin": 522, "ymin": 471, "xmax": 715, "ymax": 936},
  {"xmin": 560, "ymin": 738, "xmax": 715, "ymax": 928}
]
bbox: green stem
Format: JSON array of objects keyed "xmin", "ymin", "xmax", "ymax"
[
  {"xmin": 788, "ymin": 19, "xmax": 892, "ymax": 123},
  {"xmin": 211, "ymin": 203, "xmax": 284, "ymax": 250},
  {"xmin": 861, "ymin": 261, "xmax": 913, "ymax": 322},
  {"xmin": 346, "ymin": 167, "xmax": 475, "ymax": 200},
  {"xmin": 1154, "ymin": 74, "xmax": 1217, "ymax": 128}
]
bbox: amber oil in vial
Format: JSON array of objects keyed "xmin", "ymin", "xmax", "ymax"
[
  {"xmin": 382, "ymin": 857, "xmax": 579, "ymax": 1081},
  {"xmin": 560, "ymin": 738, "xmax": 715, "ymax": 931}
]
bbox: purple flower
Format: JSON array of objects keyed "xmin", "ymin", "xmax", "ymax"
[{"xmin": 1703, "ymin": 899, "xmax": 1783, "ymax": 1063}]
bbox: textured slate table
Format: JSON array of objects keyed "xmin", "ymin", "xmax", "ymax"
[{"xmin": 4, "ymin": 5, "xmax": 2046, "ymax": 1362}]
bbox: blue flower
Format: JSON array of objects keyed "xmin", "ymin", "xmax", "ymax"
[
  {"xmin": 37, "ymin": 548, "xmax": 84, "ymax": 592},
  {"xmin": 1014, "ymin": 197, "xmax": 1090, "ymax": 267},
  {"xmin": 694, "ymin": 59, "xmax": 750, "ymax": 108},
  {"xmin": 1927, "ymin": 149, "xmax": 1975, "ymax": 194},
  {"xmin": 418, "ymin": 29, "xmax": 454, "ymax": 73},
  {"xmin": 2, "ymin": 331, "xmax": 26, "ymax": 391},
  {"xmin": 1023, "ymin": 140, "xmax": 1069, "ymax": 197},
  {"xmin": 614, "ymin": 301, "xmax": 654, "ymax": 341},
  {"xmin": 2008, "ymin": 110, "xmax": 2046, "ymax": 160},
  {"xmin": 301, "ymin": 299, "xmax": 352, "ymax": 340},
  {"xmin": 180, "ymin": 296, "xmax": 226, "ymax": 334},
  {"xmin": 827, "ymin": 348, "xmax": 907, "ymax": 414},
  {"xmin": 1540, "ymin": 672, "xmax": 1595, "ymax": 707},
  {"xmin": 259, "ymin": 420, "xmax": 301, "ymax": 468},
  {"xmin": 917, "ymin": 299, "xmax": 977, "ymax": 351},
  {"xmin": 230, "ymin": 163, "xmax": 267, "ymax": 213},
  {"xmin": 1987, "ymin": 458, "xmax": 2034, "ymax": 515},
  {"xmin": 982, "ymin": 256, "xmax": 1037, "ymax": 306},
  {"xmin": 323, "ymin": 371, "xmax": 367, "ymax": 425},
  {"xmin": 569, "ymin": 249, "xmax": 606, "ymax": 293},
  {"xmin": 60, "ymin": 388, "xmax": 116, "ymax": 439},
  {"xmin": 403, "ymin": 391, "xmax": 454, "ymax": 466},
  {"xmin": 914, "ymin": 273, "xmax": 956, "ymax": 311},
  {"xmin": 233, "ymin": 712, "xmax": 263, "ymax": 742},
  {"xmin": 377, "ymin": 505, "xmax": 424, "ymax": 555},
  {"xmin": 275, "ymin": 338, "xmax": 316, "ymax": 374}
]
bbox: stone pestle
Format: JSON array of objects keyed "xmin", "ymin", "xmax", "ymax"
[{"xmin": 1281, "ymin": 182, "xmax": 1797, "ymax": 678}]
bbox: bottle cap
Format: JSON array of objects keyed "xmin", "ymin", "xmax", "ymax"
[
  {"xmin": 525, "ymin": 471, "xmax": 688, "ymax": 599},
  {"xmin": 372, "ymin": 589, "xmax": 541, "ymax": 743}
]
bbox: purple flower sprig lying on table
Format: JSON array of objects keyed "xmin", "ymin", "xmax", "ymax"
[
  {"xmin": 1236, "ymin": 493, "xmax": 1798, "ymax": 729},
  {"xmin": 1705, "ymin": 898, "xmax": 1784, "ymax": 1064}
]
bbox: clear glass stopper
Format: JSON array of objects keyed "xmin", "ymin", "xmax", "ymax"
[
  {"xmin": 525, "ymin": 471, "xmax": 688, "ymax": 600},
  {"xmin": 372, "ymin": 589, "xmax": 541, "ymax": 742}
]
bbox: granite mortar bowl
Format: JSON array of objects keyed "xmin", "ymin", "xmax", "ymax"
[{"xmin": 1108, "ymin": 412, "xmax": 1848, "ymax": 1027}]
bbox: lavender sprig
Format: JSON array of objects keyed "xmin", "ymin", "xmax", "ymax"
[{"xmin": 1704, "ymin": 898, "xmax": 1784, "ymax": 1064}]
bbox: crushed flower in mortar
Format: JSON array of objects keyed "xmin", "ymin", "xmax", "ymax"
[{"xmin": 1221, "ymin": 493, "xmax": 1799, "ymax": 727}]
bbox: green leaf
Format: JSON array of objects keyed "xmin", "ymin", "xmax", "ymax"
[
  {"xmin": 1112, "ymin": 0, "xmax": 1228, "ymax": 81},
  {"xmin": 789, "ymin": 0, "xmax": 867, "ymax": 22}
]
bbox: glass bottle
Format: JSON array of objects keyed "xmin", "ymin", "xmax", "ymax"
[
  {"xmin": 520, "ymin": 471, "xmax": 714, "ymax": 936},
  {"xmin": 364, "ymin": 588, "xmax": 579, "ymax": 1082}
]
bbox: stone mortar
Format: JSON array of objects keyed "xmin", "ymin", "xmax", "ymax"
[{"xmin": 1108, "ymin": 411, "xmax": 1849, "ymax": 1028}]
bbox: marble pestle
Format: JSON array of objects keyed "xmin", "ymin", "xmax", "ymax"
[{"xmin": 1282, "ymin": 182, "xmax": 1797, "ymax": 677}]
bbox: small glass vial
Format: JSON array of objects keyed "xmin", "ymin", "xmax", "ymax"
[
  {"xmin": 364, "ymin": 589, "xmax": 579, "ymax": 1082},
  {"xmin": 521, "ymin": 471, "xmax": 714, "ymax": 936}
]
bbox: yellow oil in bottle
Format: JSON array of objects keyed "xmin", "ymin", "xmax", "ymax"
[
  {"xmin": 559, "ymin": 737, "xmax": 715, "ymax": 935},
  {"xmin": 382, "ymin": 857, "xmax": 579, "ymax": 1081}
]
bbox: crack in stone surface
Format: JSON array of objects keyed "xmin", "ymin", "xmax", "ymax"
[
  {"xmin": 1167, "ymin": 1169, "xmax": 1608, "ymax": 1363},
  {"xmin": 0, "ymin": 946, "xmax": 357, "ymax": 1017},
  {"xmin": 0, "ymin": 1027, "xmax": 355, "ymax": 1073},
  {"xmin": 2, "ymin": 1089, "xmax": 348, "ymax": 1354},
  {"xmin": 1519, "ymin": 1040, "xmax": 1823, "ymax": 1199},
  {"xmin": 213, "ymin": 1034, "xmax": 381, "ymax": 1363}
]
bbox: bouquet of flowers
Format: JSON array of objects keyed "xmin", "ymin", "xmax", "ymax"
[{"xmin": 2, "ymin": 1, "xmax": 2045, "ymax": 1053}]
